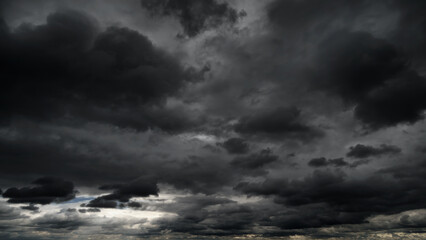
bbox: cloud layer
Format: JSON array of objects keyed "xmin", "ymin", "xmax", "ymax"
[{"xmin": 1, "ymin": 0, "xmax": 426, "ymax": 239}]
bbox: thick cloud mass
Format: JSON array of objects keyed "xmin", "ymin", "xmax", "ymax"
[
  {"xmin": 234, "ymin": 107, "xmax": 323, "ymax": 141},
  {"xmin": 2, "ymin": 0, "xmax": 426, "ymax": 239},
  {"xmin": 141, "ymin": 0, "xmax": 243, "ymax": 37},
  {"xmin": 308, "ymin": 157, "xmax": 370, "ymax": 168},
  {"xmin": 87, "ymin": 177, "xmax": 159, "ymax": 208},
  {"xmin": 218, "ymin": 138, "xmax": 249, "ymax": 154},
  {"xmin": 235, "ymin": 169, "xmax": 426, "ymax": 228},
  {"xmin": 347, "ymin": 144, "xmax": 401, "ymax": 158},
  {"xmin": 231, "ymin": 148, "xmax": 279, "ymax": 170},
  {"xmin": 0, "ymin": 10, "xmax": 196, "ymax": 131},
  {"xmin": 2, "ymin": 177, "xmax": 75, "ymax": 204},
  {"xmin": 316, "ymin": 30, "xmax": 426, "ymax": 129}
]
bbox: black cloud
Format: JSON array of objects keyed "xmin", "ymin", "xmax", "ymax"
[
  {"xmin": 354, "ymin": 72, "xmax": 426, "ymax": 129},
  {"xmin": 235, "ymin": 169, "xmax": 426, "ymax": 228},
  {"xmin": 86, "ymin": 198, "xmax": 117, "ymax": 209},
  {"xmin": 78, "ymin": 208, "xmax": 101, "ymax": 213},
  {"xmin": 2, "ymin": 0, "xmax": 426, "ymax": 238},
  {"xmin": 33, "ymin": 214, "xmax": 86, "ymax": 231},
  {"xmin": 151, "ymin": 195, "xmax": 260, "ymax": 235},
  {"xmin": 234, "ymin": 107, "xmax": 323, "ymax": 141},
  {"xmin": 316, "ymin": 30, "xmax": 405, "ymax": 103},
  {"xmin": 308, "ymin": 157, "xmax": 370, "ymax": 168},
  {"xmin": 20, "ymin": 204, "xmax": 39, "ymax": 211},
  {"xmin": 346, "ymin": 144, "xmax": 401, "ymax": 158},
  {"xmin": 127, "ymin": 201, "xmax": 142, "ymax": 208},
  {"xmin": 218, "ymin": 138, "xmax": 249, "ymax": 154},
  {"xmin": 2, "ymin": 177, "xmax": 75, "ymax": 204},
  {"xmin": 308, "ymin": 157, "xmax": 348, "ymax": 168},
  {"xmin": 316, "ymin": 30, "xmax": 426, "ymax": 129},
  {"xmin": 141, "ymin": 0, "xmax": 244, "ymax": 37},
  {"xmin": 87, "ymin": 177, "xmax": 158, "ymax": 208},
  {"xmin": 231, "ymin": 148, "xmax": 279, "ymax": 169},
  {"xmin": 0, "ymin": 10, "xmax": 198, "ymax": 132}
]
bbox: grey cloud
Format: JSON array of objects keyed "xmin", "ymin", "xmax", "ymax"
[
  {"xmin": 308, "ymin": 157, "xmax": 370, "ymax": 168},
  {"xmin": 2, "ymin": 177, "xmax": 75, "ymax": 205},
  {"xmin": 20, "ymin": 204, "xmax": 39, "ymax": 212},
  {"xmin": 217, "ymin": 138, "xmax": 249, "ymax": 155},
  {"xmin": 235, "ymin": 168, "xmax": 426, "ymax": 228},
  {"xmin": 1, "ymin": 0, "xmax": 426, "ymax": 238},
  {"xmin": 78, "ymin": 208, "xmax": 101, "ymax": 213},
  {"xmin": 234, "ymin": 107, "xmax": 324, "ymax": 141},
  {"xmin": 0, "ymin": 9, "xmax": 200, "ymax": 132},
  {"xmin": 231, "ymin": 148, "xmax": 279, "ymax": 170},
  {"xmin": 140, "ymin": 0, "xmax": 244, "ymax": 37},
  {"xmin": 314, "ymin": 30, "xmax": 426, "ymax": 129},
  {"xmin": 86, "ymin": 177, "xmax": 158, "ymax": 208},
  {"xmin": 347, "ymin": 144, "xmax": 402, "ymax": 158}
]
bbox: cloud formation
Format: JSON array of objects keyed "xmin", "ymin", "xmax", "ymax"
[
  {"xmin": 234, "ymin": 107, "xmax": 323, "ymax": 141},
  {"xmin": 140, "ymin": 0, "xmax": 244, "ymax": 37},
  {"xmin": 0, "ymin": 9, "xmax": 198, "ymax": 132},
  {"xmin": 347, "ymin": 144, "xmax": 402, "ymax": 158},
  {"xmin": 1, "ymin": 0, "xmax": 426, "ymax": 239},
  {"xmin": 2, "ymin": 177, "xmax": 75, "ymax": 204}
]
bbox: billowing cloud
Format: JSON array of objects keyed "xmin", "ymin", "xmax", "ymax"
[
  {"xmin": 231, "ymin": 148, "xmax": 279, "ymax": 170},
  {"xmin": 347, "ymin": 144, "xmax": 401, "ymax": 158},
  {"xmin": 0, "ymin": 9, "xmax": 199, "ymax": 132},
  {"xmin": 87, "ymin": 177, "xmax": 159, "ymax": 208},
  {"xmin": 315, "ymin": 30, "xmax": 426, "ymax": 129},
  {"xmin": 2, "ymin": 177, "xmax": 75, "ymax": 205},
  {"xmin": 217, "ymin": 137, "xmax": 249, "ymax": 154},
  {"xmin": 235, "ymin": 168, "xmax": 426, "ymax": 228},
  {"xmin": 140, "ymin": 0, "xmax": 244, "ymax": 37},
  {"xmin": 1, "ymin": 0, "xmax": 426, "ymax": 239},
  {"xmin": 234, "ymin": 107, "xmax": 324, "ymax": 141},
  {"xmin": 308, "ymin": 157, "xmax": 370, "ymax": 168}
]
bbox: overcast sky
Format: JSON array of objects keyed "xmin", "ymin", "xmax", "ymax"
[{"xmin": 1, "ymin": 0, "xmax": 426, "ymax": 239}]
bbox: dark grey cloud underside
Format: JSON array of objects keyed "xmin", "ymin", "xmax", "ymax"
[
  {"xmin": 0, "ymin": 9, "xmax": 200, "ymax": 132},
  {"xmin": 140, "ymin": 0, "xmax": 244, "ymax": 37},
  {"xmin": 1, "ymin": 0, "xmax": 426, "ymax": 239}
]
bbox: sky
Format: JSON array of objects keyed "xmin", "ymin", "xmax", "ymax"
[{"xmin": 0, "ymin": 0, "xmax": 426, "ymax": 239}]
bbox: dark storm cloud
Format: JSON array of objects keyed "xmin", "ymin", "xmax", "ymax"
[
  {"xmin": 158, "ymin": 155, "xmax": 236, "ymax": 194},
  {"xmin": 78, "ymin": 208, "xmax": 100, "ymax": 213},
  {"xmin": 217, "ymin": 138, "xmax": 249, "ymax": 154},
  {"xmin": 315, "ymin": 30, "xmax": 426, "ymax": 129},
  {"xmin": 152, "ymin": 195, "xmax": 260, "ymax": 235},
  {"xmin": 231, "ymin": 148, "xmax": 278, "ymax": 169},
  {"xmin": 234, "ymin": 107, "xmax": 323, "ymax": 141},
  {"xmin": 347, "ymin": 144, "xmax": 401, "ymax": 158},
  {"xmin": 266, "ymin": 0, "xmax": 426, "ymax": 130},
  {"xmin": 33, "ymin": 214, "xmax": 86, "ymax": 231},
  {"xmin": 127, "ymin": 201, "xmax": 142, "ymax": 209},
  {"xmin": 2, "ymin": 0, "xmax": 426, "ymax": 238},
  {"xmin": 87, "ymin": 177, "xmax": 158, "ymax": 208},
  {"xmin": 354, "ymin": 71, "xmax": 426, "ymax": 129},
  {"xmin": 308, "ymin": 157, "xmax": 348, "ymax": 168},
  {"xmin": 20, "ymin": 204, "xmax": 39, "ymax": 212},
  {"xmin": 392, "ymin": 0, "xmax": 426, "ymax": 67},
  {"xmin": 0, "ymin": 9, "xmax": 199, "ymax": 132},
  {"xmin": 267, "ymin": 0, "xmax": 365, "ymax": 32},
  {"xmin": 308, "ymin": 157, "xmax": 370, "ymax": 168},
  {"xmin": 235, "ymin": 168, "xmax": 426, "ymax": 228},
  {"xmin": 85, "ymin": 198, "xmax": 117, "ymax": 209},
  {"xmin": 0, "ymin": 133, "xmax": 147, "ymax": 185},
  {"xmin": 140, "ymin": 0, "xmax": 244, "ymax": 37},
  {"xmin": 2, "ymin": 177, "xmax": 75, "ymax": 205},
  {"xmin": 316, "ymin": 31, "xmax": 406, "ymax": 103},
  {"xmin": 0, "ymin": 127, "xmax": 240, "ymax": 195}
]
